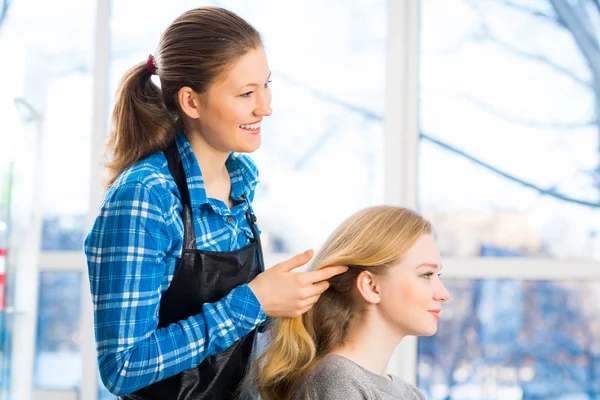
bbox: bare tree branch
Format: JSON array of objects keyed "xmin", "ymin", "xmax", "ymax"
[
  {"xmin": 450, "ymin": 92, "xmax": 595, "ymax": 129},
  {"xmin": 422, "ymin": 134, "xmax": 600, "ymax": 208},
  {"xmin": 277, "ymin": 73, "xmax": 600, "ymax": 208},
  {"xmin": 494, "ymin": 0, "xmax": 562, "ymax": 25},
  {"xmin": 0, "ymin": 0, "xmax": 10, "ymax": 29},
  {"xmin": 572, "ymin": 0, "xmax": 600, "ymax": 53},
  {"xmin": 474, "ymin": 27, "xmax": 590, "ymax": 88},
  {"xmin": 549, "ymin": 0, "xmax": 600, "ymax": 77},
  {"xmin": 592, "ymin": 0, "xmax": 600, "ymax": 16},
  {"xmin": 276, "ymin": 72, "xmax": 382, "ymax": 121},
  {"xmin": 483, "ymin": 0, "xmax": 600, "ymax": 198},
  {"xmin": 293, "ymin": 127, "xmax": 336, "ymax": 170}
]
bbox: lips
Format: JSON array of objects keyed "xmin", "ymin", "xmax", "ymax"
[
  {"xmin": 239, "ymin": 120, "xmax": 261, "ymax": 135},
  {"xmin": 428, "ymin": 310, "xmax": 441, "ymax": 320}
]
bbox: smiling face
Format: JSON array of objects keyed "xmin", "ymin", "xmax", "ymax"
[
  {"xmin": 374, "ymin": 234, "xmax": 450, "ymax": 337},
  {"xmin": 183, "ymin": 45, "xmax": 273, "ymax": 154}
]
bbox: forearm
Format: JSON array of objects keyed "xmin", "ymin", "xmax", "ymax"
[{"xmin": 96, "ymin": 284, "xmax": 266, "ymax": 395}]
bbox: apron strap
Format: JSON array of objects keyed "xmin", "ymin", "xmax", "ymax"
[
  {"xmin": 242, "ymin": 194, "xmax": 270, "ymax": 332},
  {"xmin": 241, "ymin": 194, "xmax": 261, "ymax": 245},
  {"xmin": 165, "ymin": 141, "xmax": 262, "ymax": 249},
  {"xmin": 164, "ymin": 140, "xmax": 197, "ymax": 251}
]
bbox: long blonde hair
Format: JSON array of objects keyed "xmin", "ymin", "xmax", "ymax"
[{"xmin": 251, "ymin": 206, "xmax": 432, "ymax": 400}]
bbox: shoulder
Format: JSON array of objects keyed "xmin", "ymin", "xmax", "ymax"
[
  {"xmin": 295, "ymin": 356, "xmax": 373, "ymax": 400},
  {"xmin": 109, "ymin": 152, "xmax": 178, "ymax": 208},
  {"xmin": 390, "ymin": 375, "xmax": 427, "ymax": 400},
  {"xmin": 312, "ymin": 354, "xmax": 368, "ymax": 377},
  {"xmin": 86, "ymin": 153, "xmax": 180, "ymax": 256},
  {"xmin": 113, "ymin": 152, "xmax": 173, "ymax": 192}
]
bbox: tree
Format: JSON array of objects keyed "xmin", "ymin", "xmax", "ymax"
[
  {"xmin": 0, "ymin": 0, "xmax": 9, "ymax": 30},
  {"xmin": 464, "ymin": 0, "xmax": 600, "ymax": 200},
  {"xmin": 274, "ymin": 1, "xmax": 600, "ymax": 397},
  {"xmin": 417, "ymin": 279, "xmax": 600, "ymax": 399}
]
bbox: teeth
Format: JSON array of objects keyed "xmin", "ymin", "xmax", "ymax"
[{"xmin": 240, "ymin": 122, "xmax": 261, "ymax": 130}]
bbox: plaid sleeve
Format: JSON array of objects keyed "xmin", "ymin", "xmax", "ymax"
[{"xmin": 84, "ymin": 182, "xmax": 266, "ymax": 396}]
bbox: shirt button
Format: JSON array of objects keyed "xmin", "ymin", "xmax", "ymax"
[{"xmin": 226, "ymin": 217, "xmax": 234, "ymax": 223}]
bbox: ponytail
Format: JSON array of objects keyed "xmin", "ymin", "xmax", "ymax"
[
  {"xmin": 251, "ymin": 262, "xmax": 360, "ymax": 400},
  {"xmin": 104, "ymin": 7, "xmax": 264, "ymax": 189},
  {"xmin": 252, "ymin": 317, "xmax": 315, "ymax": 400},
  {"xmin": 105, "ymin": 61, "xmax": 174, "ymax": 188}
]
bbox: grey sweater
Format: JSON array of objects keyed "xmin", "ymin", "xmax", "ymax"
[{"xmin": 293, "ymin": 355, "xmax": 426, "ymax": 400}]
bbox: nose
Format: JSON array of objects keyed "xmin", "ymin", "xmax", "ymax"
[
  {"xmin": 254, "ymin": 91, "xmax": 272, "ymax": 117},
  {"xmin": 434, "ymin": 281, "xmax": 451, "ymax": 303}
]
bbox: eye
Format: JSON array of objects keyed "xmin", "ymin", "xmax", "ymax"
[
  {"xmin": 264, "ymin": 80, "xmax": 272, "ymax": 88},
  {"xmin": 240, "ymin": 91, "xmax": 253, "ymax": 98},
  {"xmin": 422, "ymin": 272, "xmax": 434, "ymax": 279}
]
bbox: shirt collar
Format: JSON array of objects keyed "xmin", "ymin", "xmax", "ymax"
[{"xmin": 175, "ymin": 130, "xmax": 258, "ymax": 209}]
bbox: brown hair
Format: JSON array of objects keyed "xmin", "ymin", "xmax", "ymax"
[
  {"xmin": 249, "ymin": 206, "xmax": 432, "ymax": 400},
  {"xmin": 105, "ymin": 7, "xmax": 263, "ymax": 187}
]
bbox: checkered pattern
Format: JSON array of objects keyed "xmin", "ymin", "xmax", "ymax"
[{"xmin": 85, "ymin": 131, "xmax": 266, "ymax": 396}]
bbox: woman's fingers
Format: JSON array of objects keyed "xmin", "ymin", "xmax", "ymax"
[{"xmin": 303, "ymin": 265, "xmax": 348, "ymax": 284}]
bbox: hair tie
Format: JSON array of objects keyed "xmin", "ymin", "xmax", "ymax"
[{"xmin": 146, "ymin": 54, "xmax": 156, "ymax": 75}]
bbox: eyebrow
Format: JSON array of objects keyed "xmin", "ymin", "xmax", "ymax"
[
  {"xmin": 417, "ymin": 263, "xmax": 443, "ymax": 271},
  {"xmin": 241, "ymin": 72, "xmax": 272, "ymax": 88}
]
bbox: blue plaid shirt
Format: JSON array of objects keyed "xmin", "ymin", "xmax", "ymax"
[{"xmin": 84, "ymin": 131, "xmax": 266, "ymax": 396}]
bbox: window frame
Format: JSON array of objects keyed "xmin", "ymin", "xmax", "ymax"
[
  {"xmin": 68, "ymin": 0, "xmax": 600, "ymax": 398},
  {"xmin": 384, "ymin": 0, "xmax": 600, "ymax": 387}
]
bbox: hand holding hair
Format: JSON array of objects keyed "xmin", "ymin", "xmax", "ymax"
[{"xmin": 248, "ymin": 249, "xmax": 348, "ymax": 318}]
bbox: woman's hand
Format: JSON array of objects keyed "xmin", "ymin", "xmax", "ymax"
[{"xmin": 248, "ymin": 250, "xmax": 348, "ymax": 318}]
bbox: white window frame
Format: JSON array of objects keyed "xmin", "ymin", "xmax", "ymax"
[
  {"xmin": 14, "ymin": 0, "xmax": 596, "ymax": 399},
  {"xmin": 384, "ymin": 0, "xmax": 600, "ymax": 388},
  {"xmin": 25, "ymin": 1, "xmax": 110, "ymax": 399}
]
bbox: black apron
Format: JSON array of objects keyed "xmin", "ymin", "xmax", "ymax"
[{"xmin": 122, "ymin": 141, "xmax": 265, "ymax": 400}]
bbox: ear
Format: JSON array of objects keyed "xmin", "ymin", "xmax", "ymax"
[
  {"xmin": 178, "ymin": 86, "xmax": 203, "ymax": 119},
  {"xmin": 355, "ymin": 271, "xmax": 381, "ymax": 305}
]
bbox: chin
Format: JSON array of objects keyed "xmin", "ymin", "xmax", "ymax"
[
  {"xmin": 425, "ymin": 325, "xmax": 439, "ymax": 336},
  {"xmin": 236, "ymin": 138, "xmax": 262, "ymax": 153},
  {"xmin": 413, "ymin": 325, "xmax": 438, "ymax": 337}
]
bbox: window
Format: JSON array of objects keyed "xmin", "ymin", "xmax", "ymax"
[
  {"xmin": 0, "ymin": 0, "xmax": 96, "ymax": 252},
  {"xmin": 418, "ymin": 279, "xmax": 600, "ymax": 399},
  {"xmin": 34, "ymin": 272, "xmax": 82, "ymax": 389},
  {"xmin": 0, "ymin": 1, "xmax": 94, "ymax": 396},
  {"xmin": 417, "ymin": 0, "xmax": 599, "ymax": 260},
  {"xmin": 109, "ymin": 0, "xmax": 386, "ymax": 256},
  {"xmin": 416, "ymin": 1, "xmax": 600, "ymax": 398}
]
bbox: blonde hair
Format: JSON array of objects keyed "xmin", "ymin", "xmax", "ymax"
[{"xmin": 250, "ymin": 206, "xmax": 432, "ymax": 400}]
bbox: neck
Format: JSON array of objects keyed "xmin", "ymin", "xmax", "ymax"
[
  {"xmin": 186, "ymin": 132, "xmax": 230, "ymax": 186},
  {"xmin": 331, "ymin": 310, "xmax": 405, "ymax": 377}
]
